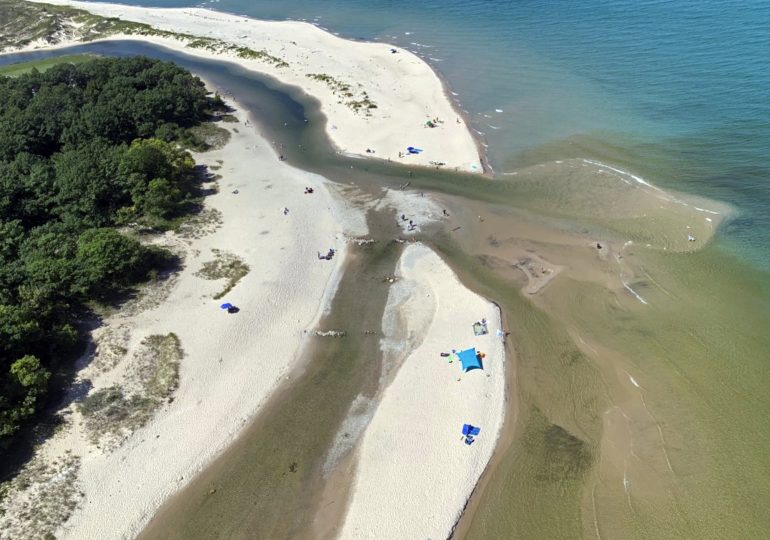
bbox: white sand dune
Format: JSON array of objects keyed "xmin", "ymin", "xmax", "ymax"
[
  {"xmin": 339, "ymin": 243, "xmax": 506, "ymax": 539},
  {"xmin": 23, "ymin": 0, "xmax": 483, "ymax": 173},
  {"xmin": 39, "ymin": 105, "xmax": 363, "ymax": 539}
]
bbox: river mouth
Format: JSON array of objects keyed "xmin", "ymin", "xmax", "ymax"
[{"xmin": 4, "ymin": 41, "xmax": 770, "ymax": 538}]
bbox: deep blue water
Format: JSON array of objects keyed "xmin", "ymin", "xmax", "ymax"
[{"xmin": 81, "ymin": 0, "xmax": 770, "ymax": 269}]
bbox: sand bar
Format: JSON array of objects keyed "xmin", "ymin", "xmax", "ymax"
[
  {"xmin": 20, "ymin": 0, "xmax": 483, "ymax": 173},
  {"xmin": 339, "ymin": 243, "xmax": 506, "ymax": 539}
]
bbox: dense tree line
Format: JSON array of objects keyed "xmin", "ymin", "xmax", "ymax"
[{"xmin": 0, "ymin": 57, "xmax": 218, "ymax": 447}]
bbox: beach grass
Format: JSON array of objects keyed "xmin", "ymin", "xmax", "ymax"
[
  {"xmin": 184, "ymin": 123, "xmax": 231, "ymax": 152},
  {"xmin": 79, "ymin": 333, "xmax": 183, "ymax": 447},
  {"xmin": 194, "ymin": 249, "xmax": 250, "ymax": 299}
]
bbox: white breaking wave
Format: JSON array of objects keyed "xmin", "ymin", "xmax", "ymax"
[
  {"xmin": 694, "ymin": 206, "xmax": 721, "ymax": 215},
  {"xmin": 623, "ymin": 282, "xmax": 649, "ymax": 305},
  {"xmin": 582, "ymin": 159, "xmax": 662, "ymax": 191}
]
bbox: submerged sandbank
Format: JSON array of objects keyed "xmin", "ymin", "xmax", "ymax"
[
  {"xmin": 21, "ymin": 0, "xmax": 483, "ymax": 173},
  {"xmin": 339, "ymin": 243, "xmax": 506, "ymax": 539}
]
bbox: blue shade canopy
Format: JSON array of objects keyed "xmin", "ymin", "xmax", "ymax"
[
  {"xmin": 462, "ymin": 424, "xmax": 481, "ymax": 436},
  {"xmin": 457, "ymin": 348, "xmax": 482, "ymax": 372},
  {"xmin": 220, "ymin": 303, "xmax": 233, "ymax": 309}
]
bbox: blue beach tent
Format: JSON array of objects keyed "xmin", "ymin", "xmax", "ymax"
[
  {"xmin": 457, "ymin": 348, "xmax": 482, "ymax": 372},
  {"xmin": 220, "ymin": 302, "xmax": 233, "ymax": 310},
  {"xmin": 462, "ymin": 424, "xmax": 481, "ymax": 436}
]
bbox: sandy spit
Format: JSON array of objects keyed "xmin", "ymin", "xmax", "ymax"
[
  {"xmin": 338, "ymin": 243, "xmax": 506, "ymax": 539},
  {"xmin": 22, "ymin": 0, "xmax": 483, "ymax": 174}
]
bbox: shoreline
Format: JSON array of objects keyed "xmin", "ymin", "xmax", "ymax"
[{"xmin": 12, "ymin": 0, "xmax": 485, "ymax": 175}]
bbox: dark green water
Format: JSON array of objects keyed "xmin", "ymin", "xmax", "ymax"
[{"xmin": 3, "ymin": 42, "xmax": 770, "ymax": 538}]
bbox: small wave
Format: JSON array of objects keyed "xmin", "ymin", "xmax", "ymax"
[
  {"xmin": 582, "ymin": 159, "xmax": 662, "ymax": 191},
  {"xmin": 404, "ymin": 31, "xmax": 412, "ymax": 35},
  {"xmin": 450, "ymin": 91, "xmax": 460, "ymax": 96},
  {"xmin": 626, "ymin": 372, "xmax": 641, "ymax": 388},
  {"xmin": 694, "ymin": 206, "xmax": 720, "ymax": 215},
  {"xmin": 495, "ymin": 108, "xmax": 503, "ymax": 113},
  {"xmin": 474, "ymin": 129, "xmax": 485, "ymax": 136},
  {"xmin": 623, "ymin": 282, "xmax": 648, "ymax": 305},
  {"xmin": 482, "ymin": 114, "xmax": 492, "ymax": 118},
  {"xmin": 487, "ymin": 125, "xmax": 501, "ymax": 130},
  {"xmin": 428, "ymin": 57, "xmax": 444, "ymax": 62}
]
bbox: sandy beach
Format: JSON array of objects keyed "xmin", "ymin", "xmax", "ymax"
[
  {"xmin": 0, "ymin": 96, "xmax": 367, "ymax": 539},
  {"xmin": 338, "ymin": 243, "xmax": 506, "ymax": 539},
  {"xmin": 20, "ymin": 0, "xmax": 483, "ymax": 174}
]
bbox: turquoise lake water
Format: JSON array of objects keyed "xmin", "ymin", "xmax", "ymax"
[{"xmin": 98, "ymin": 0, "xmax": 770, "ymax": 271}]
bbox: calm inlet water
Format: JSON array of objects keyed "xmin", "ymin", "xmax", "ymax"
[{"xmin": 97, "ymin": 0, "xmax": 770, "ymax": 268}]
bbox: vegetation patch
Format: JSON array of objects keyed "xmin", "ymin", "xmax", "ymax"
[
  {"xmin": 307, "ymin": 73, "xmax": 377, "ymax": 116},
  {"xmin": 177, "ymin": 208, "xmax": 224, "ymax": 240},
  {"xmin": 0, "ymin": 453, "xmax": 81, "ymax": 539},
  {"xmin": 195, "ymin": 249, "xmax": 250, "ymax": 299},
  {"xmin": 79, "ymin": 333, "xmax": 182, "ymax": 447},
  {"xmin": 91, "ymin": 325, "xmax": 130, "ymax": 373},
  {"xmin": 184, "ymin": 123, "xmax": 232, "ymax": 151}
]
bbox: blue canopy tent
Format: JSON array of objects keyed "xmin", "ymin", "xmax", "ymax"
[
  {"xmin": 462, "ymin": 424, "xmax": 481, "ymax": 436},
  {"xmin": 457, "ymin": 348, "xmax": 482, "ymax": 372}
]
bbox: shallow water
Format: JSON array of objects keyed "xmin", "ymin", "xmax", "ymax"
[{"xmin": 3, "ymin": 33, "xmax": 770, "ymax": 539}]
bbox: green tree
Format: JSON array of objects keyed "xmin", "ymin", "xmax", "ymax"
[
  {"xmin": 74, "ymin": 228, "xmax": 147, "ymax": 297},
  {"xmin": 10, "ymin": 355, "xmax": 49, "ymax": 390}
]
